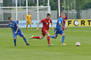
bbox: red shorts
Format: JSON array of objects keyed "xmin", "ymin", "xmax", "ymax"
[{"xmin": 41, "ymin": 28, "xmax": 48, "ymax": 36}]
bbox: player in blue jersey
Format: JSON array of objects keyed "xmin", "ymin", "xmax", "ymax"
[
  {"xmin": 8, "ymin": 17, "xmax": 30, "ymax": 46},
  {"xmin": 50, "ymin": 12, "xmax": 66, "ymax": 46}
]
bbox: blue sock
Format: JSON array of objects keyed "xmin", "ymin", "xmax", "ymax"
[
  {"xmin": 14, "ymin": 39, "xmax": 16, "ymax": 46},
  {"xmin": 23, "ymin": 37, "xmax": 28, "ymax": 44},
  {"xmin": 61, "ymin": 36, "xmax": 65, "ymax": 45},
  {"xmin": 50, "ymin": 35, "xmax": 55, "ymax": 38}
]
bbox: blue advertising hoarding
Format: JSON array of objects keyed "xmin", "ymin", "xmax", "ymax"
[{"xmin": 19, "ymin": 20, "xmax": 57, "ymax": 28}]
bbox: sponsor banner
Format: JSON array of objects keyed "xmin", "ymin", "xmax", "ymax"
[
  {"xmin": 19, "ymin": 20, "xmax": 57, "ymax": 28},
  {"xmin": 66, "ymin": 19, "xmax": 91, "ymax": 27}
]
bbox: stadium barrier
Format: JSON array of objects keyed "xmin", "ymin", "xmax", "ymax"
[
  {"xmin": 19, "ymin": 20, "xmax": 57, "ymax": 28},
  {"xmin": 19, "ymin": 19, "xmax": 91, "ymax": 28},
  {"xmin": 0, "ymin": 21, "xmax": 9, "ymax": 28},
  {"xmin": 66, "ymin": 19, "xmax": 91, "ymax": 32}
]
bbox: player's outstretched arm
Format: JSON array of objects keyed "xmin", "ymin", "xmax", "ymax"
[
  {"xmin": 51, "ymin": 23, "xmax": 54, "ymax": 29},
  {"xmin": 50, "ymin": 19, "xmax": 54, "ymax": 29}
]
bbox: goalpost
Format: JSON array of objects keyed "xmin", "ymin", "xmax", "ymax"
[
  {"xmin": 57, "ymin": 0, "xmax": 91, "ymax": 32},
  {"xmin": 15, "ymin": 0, "xmax": 51, "ymax": 21},
  {"xmin": 0, "ymin": 0, "xmax": 51, "ymax": 28},
  {"xmin": 17, "ymin": 0, "xmax": 51, "ymax": 28}
]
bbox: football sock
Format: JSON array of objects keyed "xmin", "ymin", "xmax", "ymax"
[
  {"xmin": 47, "ymin": 36, "xmax": 50, "ymax": 45},
  {"xmin": 23, "ymin": 37, "xmax": 28, "ymax": 44},
  {"xmin": 32, "ymin": 36, "xmax": 41, "ymax": 39},
  {"xmin": 50, "ymin": 35, "xmax": 55, "ymax": 38},
  {"xmin": 61, "ymin": 36, "xmax": 65, "ymax": 45},
  {"xmin": 14, "ymin": 39, "xmax": 16, "ymax": 46}
]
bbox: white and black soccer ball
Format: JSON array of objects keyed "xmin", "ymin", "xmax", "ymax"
[{"xmin": 75, "ymin": 42, "xmax": 80, "ymax": 47}]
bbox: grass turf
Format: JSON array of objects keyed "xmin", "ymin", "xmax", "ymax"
[{"xmin": 0, "ymin": 28, "xmax": 91, "ymax": 60}]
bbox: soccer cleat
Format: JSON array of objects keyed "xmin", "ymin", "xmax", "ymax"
[
  {"xmin": 14, "ymin": 45, "xmax": 16, "ymax": 47},
  {"xmin": 26, "ymin": 43, "xmax": 30, "ymax": 46}
]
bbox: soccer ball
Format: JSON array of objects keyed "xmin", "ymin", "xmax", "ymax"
[{"xmin": 75, "ymin": 42, "xmax": 80, "ymax": 47}]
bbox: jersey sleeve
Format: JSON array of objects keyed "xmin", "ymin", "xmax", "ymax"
[{"xmin": 40, "ymin": 19, "xmax": 45, "ymax": 23}]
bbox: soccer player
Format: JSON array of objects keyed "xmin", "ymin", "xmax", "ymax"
[
  {"xmin": 8, "ymin": 17, "xmax": 30, "ymax": 46},
  {"xmin": 31, "ymin": 13, "xmax": 53, "ymax": 46},
  {"xmin": 50, "ymin": 12, "xmax": 66, "ymax": 46},
  {"xmin": 26, "ymin": 12, "xmax": 32, "ymax": 29}
]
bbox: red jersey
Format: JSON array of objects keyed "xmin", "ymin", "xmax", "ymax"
[{"xmin": 40, "ymin": 18, "xmax": 52, "ymax": 30}]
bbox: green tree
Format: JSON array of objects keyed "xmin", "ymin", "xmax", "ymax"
[{"xmin": 82, "ymin": 2, "xmax": 91, "ymax": 9}]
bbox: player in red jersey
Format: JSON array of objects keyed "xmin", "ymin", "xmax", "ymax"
[{"xmin": 31, "ymin": 13, "xmax": 53, "ymax": 46}]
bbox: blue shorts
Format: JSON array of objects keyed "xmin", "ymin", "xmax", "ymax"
[
  {"xmin": 54, "ymin": 29, "xmax": 64, "ymax": 37},
  {"xmin": 12, "ymin": 30, "xmax": 24, "ymax": 39}
]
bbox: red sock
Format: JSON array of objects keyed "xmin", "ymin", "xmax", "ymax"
[
  {"xmin": 47, "ymin": 36, "xmax": 50, "ymax": 45},
  {"xmin": 32, "ymin": 36, "xmax": 40, "ymax": 39}
]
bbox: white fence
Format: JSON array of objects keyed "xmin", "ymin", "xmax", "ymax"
[
  {"xmin": 0, "ymin": 7, "xmax": 91, "ymax": 21},
  {"xmin": 0, "ymin": 6, "xmax": 51, "ymax": 21}
]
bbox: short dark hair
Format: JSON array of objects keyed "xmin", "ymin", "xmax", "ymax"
[
  {"xmin": 47, "ymin": 13, "xmax": 51, "ymax": 16},
  {"xmin": 8, "ymin": 17, "xmax": 11, "ymax": 20}
]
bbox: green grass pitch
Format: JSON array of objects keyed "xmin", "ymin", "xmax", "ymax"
[{"xmin": 0, "ymin": 28, "xmax": 91, "ymax": 60}]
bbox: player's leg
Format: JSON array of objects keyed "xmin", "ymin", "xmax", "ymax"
[
  {"xmin": 60, "ymin": 30, "xmax": 65, "ymax": 46},
  {"xmin": 19, "ymin": 31, "xmax": 30, "ymax": 46},
  {"xmin": 26, "ymin": 22, "xmax": 28, "ymax": 29},
  {"xmin": 40, "ymin": 34, "xmax": 44, "ymax": 39},
  {"xmin": 33, "ymin": 29, "xmax": 49, "ymax": 44},
  {"xmin": 29, "ymin": 23, "xmax": 31, "ymax": 29},
  {"xmin": 32, "ymin": 29, "xmax": 45, "ymax": 39},
  {"xmin": 50, "ymin": 35, "xmax": 57, "ymax": 39},
  {"xmin": 61, "ymin": 33, "xmax": 65, "ymax": 45},
  {"xmin": 31, "ymin": 34, "xmax": 44, "ymax": 39},
  {"xmin": 13, "ymin": 32, "xmax": 17, "ymax": 46},
  {"xmin": 32, "ymin": 33, "xmax": 45, "ymax": 39},
  {"xmin": 50, "ymin": 29, "xmax": 58, "ymax": 39},
  {"xmin": 14, "ymin": 39, "xmax": 16, "ymax": 46},
  {"xmin": 32, "ymin": 36, "xmax": 41, "ymax": 39},
  {"xmin": 46, "ymin": 30, "xmax": 51, "ymax": 45}
]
